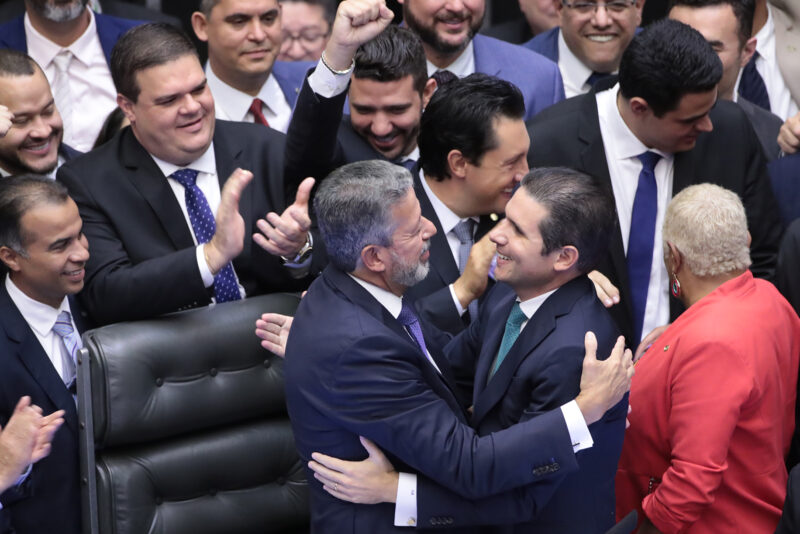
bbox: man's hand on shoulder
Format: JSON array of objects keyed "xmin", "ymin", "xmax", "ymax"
[{"xmin": 575, "ymin": 333, "xmax": 633, "ymax": 425}]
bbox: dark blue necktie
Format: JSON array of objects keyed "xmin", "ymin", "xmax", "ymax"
[
  {"xmin": 738, "ymin": 54, "xmax": 771, "ymax": 112},
  {"xmin": 586, "ymin": 71, "xmax": 612, "ymax": 89},
  {"xmin": 398, "ymin": 299, "xmax": 429, "ymax": 356},
  {"xmin": 627, "ymin": 152, "xmax": 661, "ymax": 344},
  {"xmin": 400, "ymin": 159, "xmax": 416, "ymax": 172},
  {"xmin": 170, "ymin": 169, "xmax": 241, "ymax": 303}
]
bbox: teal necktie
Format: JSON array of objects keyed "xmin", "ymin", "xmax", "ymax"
[{"xmin": 490, "ymin": 302, "xmax": 527, "ymax": 379}]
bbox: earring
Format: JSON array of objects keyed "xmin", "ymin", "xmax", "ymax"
[{"xmin": 670, "ymin": 273, "xmax": 681, "ymax": 298}]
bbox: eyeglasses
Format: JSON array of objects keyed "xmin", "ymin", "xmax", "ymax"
[
  {"xmin": 561, "ymin": 0, "xmax": 637, "ymax": 15},
  {"xmin": 280, "ymin": 29, "xmax": 330, "ymax": 51}
]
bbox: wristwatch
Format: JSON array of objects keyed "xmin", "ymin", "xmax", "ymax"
[{"xmin": 281, "ymin": 233, "xmax": 313, "ymax": 264}]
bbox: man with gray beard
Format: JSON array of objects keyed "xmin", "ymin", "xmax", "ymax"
[{"xmin": 0, "ymin": 0, "xmax": 144, "ymax": 151}]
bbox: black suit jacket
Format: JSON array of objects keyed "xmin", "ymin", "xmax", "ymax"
[
  {"xmin": 0, "ymin": 285, "xmax": 81, "ymax": 534},
  {"xmin": 527, "ymin": 92, "xmax": 783, "ymax": 344},
  {"xmin": 57, "ymin": 121, "xmax": 320, "ymax": 325}
]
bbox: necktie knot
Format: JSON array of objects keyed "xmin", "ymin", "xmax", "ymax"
[
  {"xmin": 505, "ymin": 302, "xmax": 526, "ymax": 329},
  {"xmin": 490, "ymin": 302, "xmax": 526, "ymax": 378},
  {"xmin": 452, "ymin": 219, "xmax": 475, "ymax": 245},
  {"xmin": 586, "ymin": 71, "xmax": 611, "ymax": 88},
  {"xmin": 249, "ymin": 98, "xmax": 270, "ymax": 127},
  {"xmin": 637, "ymin": 151, "xmax": 661, "ymax": 174},
  {"xmin": 52, "ymin": 50, "xmax": 73, "ymax": 73},
  {"xmin": 170, "ymin": 168, "xmax": 200, "ymax": 188},
  {"xmin": 397, "ymin": 299, "xmax": 421, "ymax": 328},
  {"xmin": 52, "ymin": 310, "xmax": 75, "ymax": 338}
]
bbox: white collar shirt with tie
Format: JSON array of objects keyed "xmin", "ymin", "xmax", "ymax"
[{"xmin": 425, "ymin": 40, "xmax": 475, "ymax": 78}]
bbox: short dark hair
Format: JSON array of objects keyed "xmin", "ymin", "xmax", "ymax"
[
  {"xmin": 93, "ymin": 107, "xmax": 128, "ymax": 149},
  {"xmin": 111, "ymin": 23, "xmax": 198, "ymax": 102},
  {"xmin": 354, "ymin": 25, "xmax": 428, "ymax": 95},
  {"xmin": 668, "ymin": 0, "xmax": 755, "ymax": 46},
  {"xmin": 0, "ymin": 49, "xmax": 39, "ymax": 77},
  {"xmin": 0, "ymin": 175, "xmax": 70, "ymax": 261},
  {"xmin": 280, "ymin": 0, "xmax": 336, "ymax": 25},
  {"xmin": 419, "ymin": 73, "xmax": 525, "ymax": 181},
  {"xmin": 521, "ymin": 167, "xmax": 616, "ymax": 274},
  {"xmin": 618, "ymin": 19, "xmax": 722, "ymax": 116}
]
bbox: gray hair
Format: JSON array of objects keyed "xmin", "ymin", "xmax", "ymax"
[
  {"xmin": 662, "ymin": 183, "xmax": 751, "ymax": 277},
  {"xmin": 314, "ymin": 160, "xmax": 413, "ymax": 272}
]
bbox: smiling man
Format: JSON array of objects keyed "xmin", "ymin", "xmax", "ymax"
[
  {"xmin": 191, "ymin": 0, "xmax": 310, "ymax": 133},
  {"xmin": 525, "ymin": 0, "xmax": 644, "ymax": 97},
  {"xmin": 56, "ymin": 22, "xmax": 321, "ymax": 326},
  {"xmin": 0, "ymin": 49, "xmax": 80, "ymax": 178},
  {"xmin": 527, "ymin": 18, "xmax": 782, "ymax": 347}
]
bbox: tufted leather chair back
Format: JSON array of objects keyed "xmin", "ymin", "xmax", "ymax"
[{"xmin": 76, "ymin": 293, "xmax": 309, "ymax": 534}]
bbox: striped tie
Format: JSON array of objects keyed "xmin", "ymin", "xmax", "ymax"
[{"xmin": 51, "ymin": 310, "xmax": 79, "ymax": 392}]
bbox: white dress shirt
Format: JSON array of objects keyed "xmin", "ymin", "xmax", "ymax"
[
  {"xmin": 751, "ymin": 4, "xmax": 799, "ymax": 121},
  {"xmin": 206, "ymin": 64, "xmax": 293, "ymax": 133},
  {"xmin": 425, "ymin": 41, "xmax": 475, "ymax": 78},
  {"xmin": 25, "ymin": 10, "xmax": 118, "ymax": 152},
  {"xmin": 557, "ymin": 31, "xmax": 598, "ymax": 98},
  {"xmin": 596, "ymin": 85, "xmax": 673, "ymax": 343}
]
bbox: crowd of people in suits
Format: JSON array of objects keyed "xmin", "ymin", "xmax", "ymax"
[{"xmin": 1, "ymin": 0, "xmax": 800, "ymax": 532}]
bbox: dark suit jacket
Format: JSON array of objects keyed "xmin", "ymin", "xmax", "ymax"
[
  {"xmin": 285, "ymin": 266, "xmax": 579, "ymax": 533},
  {"xmin": 527, "ymin": 92, "xmax": 783, "ymax": 344},
  {"xmin": 776, "ymin": 464, "xmax": 800, "ymax": 534},
  {"xmin": 768, "ymin": 153, "xmax": 800, "ymax": 227},
  {"xmin": 0, "ymin": 0, "xmax": 181, "ymax": 26},
  {"xmin": 57, "ymin": 121, "xmax": 320, "ymax": 325},
  {"xmin": 0, "ymin": 285, "xmax": 82, "ymax": 534},
  {"xmin": 0, "ymin": 11, "xmax": 143, "ymax": 64},
  {"xmin": 480, "ymin": 18, "xmax": 533, "ymax": 45},
  {"xmin": 739, "ymin": 97, "xmax": 783, "ymax": 161},
  {"xmin": 523, "ymin": 27, "xmax": 559, "ymax": 61},
  {"xmin": 443, "ymin": 277, "xmax": 626, "ymax": 533}
]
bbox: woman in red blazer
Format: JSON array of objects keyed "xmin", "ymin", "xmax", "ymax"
[{"xmin": 616, "ymin": 183, "xmax": 800, "ymax": 533}]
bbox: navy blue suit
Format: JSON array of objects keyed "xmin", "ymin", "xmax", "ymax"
[
  {"xmin": 271, "ymin": 60, "xmax": 313, "ymax": 110},
  {"xmin": 0, "ymin": 12, "xmax": 142, "ymax": 64},
  {"xmin": 285, "ymin": 266, "xmax": 579, "ymax": 533},
  {"xmin": 444, "ymin": 277, "xmax": 626, "ymax": 533},
  {"xmin": 0, "ymin": 285, "xmax": 85, "ymax": 534},
  {"xmin": 472, "ymin": 34, "xmax": 564, "ymax": 120}
]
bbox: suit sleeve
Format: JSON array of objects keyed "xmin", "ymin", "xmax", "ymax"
[
  {"xmin": 330, "ymin": 334, "xmax": 578, "ymax": 501},
  {"xmin": 642, "ymin": 341, "xmax": 754, "ymax": 533},
  {"xmin": 414, "ymin": 285, "xmax": 465, "ymax": 336},
  {"xmin": 57, "ymin": 164, "xmax": 210, "ymax": 325}
]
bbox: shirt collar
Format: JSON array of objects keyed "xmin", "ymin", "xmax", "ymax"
[
  {"xmin": 150, "ymin": 142, "xmax": 218, "ymax": 178},
  {"xmin": 425, "ymin": 40, "xmax": 475, "ymax": 78},
  {"xmin": 420, "ymin": 174, "xmax": 478, "ymax": 235},
  {"xmin": 596, "ymin": 84, "xmax": 672, "ymax": 161},
  {"xmin": 5, "ymin": 275, "xmax": 70, "ymax": 338},
  {"xmin": 558, "ymin": 30, "xmax": 595, "ymax": 93},
  {"xmin": 25, "ymin": 8, "xmax": 99, "ymax": 67},
  {"xmin": 349, "ymin": 273, "xmax": 403, "ymax": 318},
  {"xmin": 518, "ymin": 288, "xmax": 558, "ymax": 322},
  {"xmin": 206, "ymin": 63, "xmax": 285, "ymax": 121},
  {"xmin": 400, "ymin": 146, "xmax": 420, "ymax": 164}
]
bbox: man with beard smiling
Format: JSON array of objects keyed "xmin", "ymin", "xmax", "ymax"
[
  {"xmin": 0, "ymin": 0, "xmax": 144, "ymax": 152},
  {"xmin": 56, "ymin": 23, "xmax": 321, "ymax": 325},
  {"xmin": 0, "ymin": 49, "xmax": 79, "ymax": 179},
  {"xmin": 399, "ymin": 0, "xmax": 564, "ymax": 120}
]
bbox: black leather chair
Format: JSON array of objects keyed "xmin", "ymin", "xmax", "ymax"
[{"xmin": 76, "ymin": 294, "xmax": 309, "ymax": 534}]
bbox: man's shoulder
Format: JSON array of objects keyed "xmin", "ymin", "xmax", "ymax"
[
  {"xmin": 94, "ymin": 11, "xmax": 145, "ymax": 33},
  {"xmin": 530, "ymin": 91, "xmax": 592, "ymax": 124},
  {"xmin": 473, "ymin": 33, "xmax": 558, "ymax": 72},
  {"xmin": 523, "ymin": 27, "xmax": 559, "ymax": 58},
  {"xmin": 0, "ymin": 14, "xmax": 25, "ymax": 50}
]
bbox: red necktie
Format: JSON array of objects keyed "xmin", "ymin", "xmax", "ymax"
[{"xmin": 249, "ymin": 98, "xmax": 270, "ymax": 127}]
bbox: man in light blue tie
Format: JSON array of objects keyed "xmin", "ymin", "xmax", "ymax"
[{"xmin": 0, "ymin": 174, "xmax": 88, "ymax": 533}]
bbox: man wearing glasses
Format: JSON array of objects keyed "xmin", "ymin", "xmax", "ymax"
[
  {"xmin": 191, "ymin": 0, "xmax": 310, "ymax": 133},
  {"xmin": 277, "ymin": 0, "xmax": 335, "ymax": 62},
  {"xmin": 525, "ymin": 0, "xmax": 643, "ymax": 97}
]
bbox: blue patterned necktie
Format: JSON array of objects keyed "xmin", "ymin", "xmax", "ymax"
[
  {"xmin": 738, "ymin": 54, "xmax": 771, "ymax": 112},
  {"xmin": 490, "ymin": 302, "xmax": 527, "ymax": 379},
  {"xmin": 51, "ymin": 310, "xmax": 79, "ymax": 392},
  {"xmin": 397, "ymin": 299, "xmax": 429, "ymax": 356},
  {"xmin": 452, "ymin": 219, "xmax": 479, "ymax": 320},
  {"xmin": 627, "ymin": 151, "xmax": 661, "ymax": 344},
  {"xmin": 170, "ymin": 169, "xmax": 241, "ymax": 303}
]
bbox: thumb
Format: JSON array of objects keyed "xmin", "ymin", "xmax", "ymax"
[
  {"xmin": 293, "ymin": 177, "xmax": 315, "ymax": 210},
  {"xmin": 584, "ymin": 331, "xmax": 598, "ymax": 363},
  {"xmin": 360, "ymin": 436, "xmax": 381, "ymax": 458}
]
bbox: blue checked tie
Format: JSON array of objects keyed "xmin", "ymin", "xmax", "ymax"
[
  {"xmin": 170, "ymin": 169, "xmax": 241, "ymax": 303},
  {"xmin": 738, "ymin": 54, "xmax": 771, "ymax": 112},
  {"xmin": 627, "ymin": 151, "xmax": 661, "ymax": 344},
  {"xmin": 397, "ymin": 299, "xmax": 429, "ymax": 356},
  {"xmin": 51, "ymin": 310, "xmax": 79, "ymax": 392},
  {"xmin": 452, "ymin": 219, "xmax": 479, "ymax": 320},
  {"xmin": 490, "ymin": 302, "xmax": 526, "ymax": 379}
]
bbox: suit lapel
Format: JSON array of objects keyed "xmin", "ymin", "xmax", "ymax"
[
  {"xmin": 472, "ymin": 36, "xmax": 501, "ymax": 76},
  {"xmin": 94, "ymin": 14, "xmax": 119, "ymax": 65},
  {"xmin": 413, "ymin": 172, "xmax": 460, "ymax": 287}
]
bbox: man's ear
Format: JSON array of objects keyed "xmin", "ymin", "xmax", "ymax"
[
  {"xmin": 421, "ymin": 78, "xmax": 437, "ymax": 109},
  {"xmin": 190, "ymin": 11, "xmax": 210, "ymax": 42},
  {"xmin": 554, "ymin": 245, "xmax": 579, "ymax": 273},
  {"xmin": 360, "ymin": 244, "xmax": 388, "ymax": 273},
  {"xmin": 117, "ymin": 94, "xmax": 136, "ymax": 125},
  {"xmin": 446, "ymin": 149, "xmax": 468, "ymax": 181},
  {"xmin": 628, "ymin": 96, "xmax": 651, "ymax": 118},
  {"xmin": 0, "ymin": 246, "xmax": 22, "ymax": 273},
  {"xmin": 739, "ymin": 36, "xmax": 757, "ymax": 68}
]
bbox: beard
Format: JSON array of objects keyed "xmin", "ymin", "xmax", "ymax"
[
  {"xmin": 402, "ymin": 3, "xmax": 483, "ymax": 56},
  {"xmin": 28, "ymin": 0, "xmax": 88, "ymax": 23},
  {"xmin": 389, "ymin": 241, "xmax": 431, "ymax": 288}
]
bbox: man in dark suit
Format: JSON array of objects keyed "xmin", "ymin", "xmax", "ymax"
[
  {"xmin": 0, "ymin": 175, "xmax": 90, "ymax": 534},
  {"xmin": 527, "ymin": 19, "xmax": 782, "ymax": 347},
  {"xmin": 0, "ymin": 0, "xmax": 145, "ymax": 152},
  {"xmin": 669, "ymin": 0, "xmax": 784, "ymax": 160},
  {"xmin": 57, "ymin": 22, "xmax": 319, "ymax": 325},
  {"xmin": 524, "ymin": 0, "xmax": 643, "ymax": 98},
  {"xmin": 399, "ymin": 0, "xmax": 564, "ymax": 120},
  {"xmin": 0, "ymin": 49, "xmax": 81, "ymax": 179},
  {"xmin": 277, "ymin": 158, "xmax": 633, "ymax": 533},
  {"xmin": 190, "ymin": 0, "xmax": 311, "ymax": 133},
  {"xmin": 0, "ymin": 0, "xmax": 181, "ymax": 25}
]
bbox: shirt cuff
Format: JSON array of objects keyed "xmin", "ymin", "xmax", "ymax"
[
  {"xmin": 448, "ymin": 284, "xmax": 467, "ymax": 316},
  {"xmin": 308, "ymin": 60, "xmax": 351, "ymax": 98},
  {"xmin": 393, "ymin": 472, "xmax": 418, "ymax": 527},
  {"xmin": 196, "ymin": 245, "xmax": 214, "ymax": 288},
  {"xmin": 561, "ymin": 400, "xmax": 594, "ymax": 453}
]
